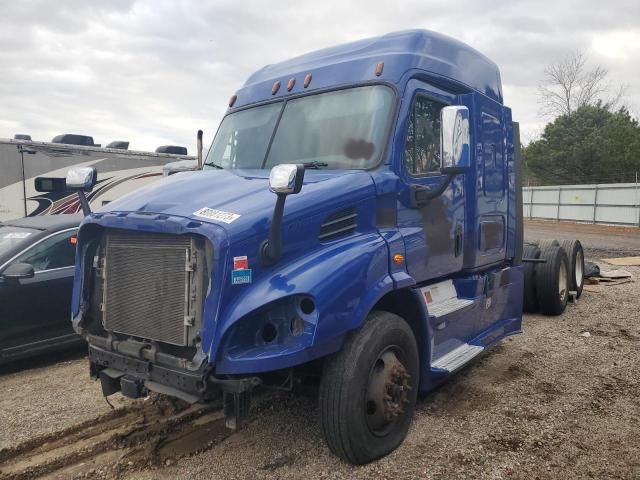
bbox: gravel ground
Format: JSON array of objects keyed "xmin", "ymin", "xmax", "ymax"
[
  {"xmin": 131, "ymin": 265, "xmax": 639, "ymax": 480},
  {"xmin": 0, "ymin": 352, "xmax": 130, "ymax": 450},
  {"xmin": 0, "ymin": 222, "xmax": 638, "ymax": 479}
]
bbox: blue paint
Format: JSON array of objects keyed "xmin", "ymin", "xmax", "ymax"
[{"xmin": 72, "ymin": 29, "xmax": 523, "ymax": 397}]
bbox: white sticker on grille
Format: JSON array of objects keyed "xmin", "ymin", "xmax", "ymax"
[{"xmin": 193, "ymin": 207, "xmax": 241, "ymax": 224}]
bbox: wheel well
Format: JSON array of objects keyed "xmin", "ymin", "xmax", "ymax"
[{"xmin": 372, "ymin": 289, "xmax": 428, "ymax": 365}]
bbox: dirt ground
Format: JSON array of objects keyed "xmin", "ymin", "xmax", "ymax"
[
  {"xmin": 0, "ymin": 221, "xmax": 638, "ymax": 479},
  {"xmin": 525, "ymin": 219, "xmax": 640, "ymax": 256}
]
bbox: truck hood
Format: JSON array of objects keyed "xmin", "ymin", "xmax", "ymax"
[{"xmin": 98, "ymin": 168, "xmax": 376, "ymax": 238}]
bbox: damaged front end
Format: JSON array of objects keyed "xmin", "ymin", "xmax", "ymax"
[{"xmin": 72, "ymin": 218, "xmax": 261, "ymax": 428}]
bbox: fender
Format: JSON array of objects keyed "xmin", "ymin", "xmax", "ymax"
[{"xmin": 212, "ymin": 232, "xmax": 398, "ymax": 374}]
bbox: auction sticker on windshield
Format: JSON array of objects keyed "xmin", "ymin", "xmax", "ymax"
[{"xmin": 193, "ymin": 207, "xmax": 241, "ymax": 224}]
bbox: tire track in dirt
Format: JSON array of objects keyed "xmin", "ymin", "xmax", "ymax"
[{"xmin": 0, "ymin": 395, "xmax": 234, "ymax": 480}]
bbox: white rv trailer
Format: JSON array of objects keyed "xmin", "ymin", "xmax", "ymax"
[{"xmin": 0, "ymin": 138, "xmax": 195, "ymax": 222}]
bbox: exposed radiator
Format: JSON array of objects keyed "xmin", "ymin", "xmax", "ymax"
[{"xmin": 102, "ymin": 231, "xmax": 201, "ymax": 346}]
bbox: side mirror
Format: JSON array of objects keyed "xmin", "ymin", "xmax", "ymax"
[
  {"xmin": 2, "ymin": 262, "xmax": 35, "ymax": 280},
  {"xmin": 269, "ymin": 164, "xmax": 305, "ymax": 194},
  {"xmin": 35, "ymin": 167, "xmax": 97, "ymax": 216},
  {"xmin": 66, "ymin": 167, "xmax": 98, "ymax": 191},
  {"xmin": 261, "ymin": 164, "xmax": 306, "ymax": 264},
  {"xmin": 410, "ymin": 106, "xmax": 470, "ymax": 208},
  {"xmin": 440, "ymin": 106, "xmax": 470, "ymax": 174}
]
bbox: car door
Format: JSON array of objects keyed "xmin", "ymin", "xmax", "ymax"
[
  {"xmin": 0, "ymin": 228, "xmax": 77, "ymax": 351},
  {"xmin": 396, "ymin": 85, "xmax": 465, "ymax": 283}
]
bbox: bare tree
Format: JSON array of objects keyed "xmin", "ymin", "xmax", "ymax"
[{"xmin": 538, "ymin": 51, "xmax": 627, "ymax": 118}]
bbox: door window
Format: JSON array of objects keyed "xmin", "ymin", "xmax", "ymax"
[
  {"xmin": 404, "ymin": 96, "xmax": 446, "ymax": 176},
  {"xmin": 12, "ymin": 230, "xmax": 77, "ymax": 272}
]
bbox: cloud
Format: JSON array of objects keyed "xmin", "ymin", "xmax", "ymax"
[{"xmin": 0, "ymin": 0, "xmax": 637, "ymax": 151}]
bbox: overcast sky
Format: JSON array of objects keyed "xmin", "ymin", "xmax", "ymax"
[{"xmin": 0, "ymin": 0, "xmax": 638, "ymax": 153}]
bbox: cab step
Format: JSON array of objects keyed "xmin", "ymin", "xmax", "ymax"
[
  {"xmin": 419, "ymin": 279, "xmax": 474, "ymax": 318},
  {"xmin": 428, "ymin": 297, "xmax": 475, "ymax": 318},
  {"xmin": 431, "ymin": 343, "xmax": 484, "ymax": 372}
]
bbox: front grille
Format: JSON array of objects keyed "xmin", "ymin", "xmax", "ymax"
[{"xmin": 102, "ymin": 231, "xmax": 200, "ymax": 346}]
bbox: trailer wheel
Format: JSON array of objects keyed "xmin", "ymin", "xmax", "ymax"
[
  {"xmin": 522, "ymin": 244, "xmax": 541, "ymax": 313},
  {"xmin": 535, "ymin": 245, "xmax": 569, "ymax": 315},
  {"xmin": 319, "ymin": 311, "xmax": 419, "ymax": 464},
  {"xmin": 559, "ymin": 239, "xmax": 584, "ymax": 298}
]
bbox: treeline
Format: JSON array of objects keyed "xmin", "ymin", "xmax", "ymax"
[
  {"xmin": 522, "ymin": 50, "xmax": 638, "ymax": 186},
  {"xmin": 523, "ymin": 105, "xmax": 640, "ymax": 185}
]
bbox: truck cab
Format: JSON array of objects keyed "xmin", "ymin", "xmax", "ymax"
[{"xmin": 70, "ymin": 29, "xmax": 524, "ymax": 464}]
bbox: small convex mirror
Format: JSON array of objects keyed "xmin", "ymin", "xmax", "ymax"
[
  {"xmin": 440, "ymin": 106, "xmax": 470, "ymax": 173},
  {"xmin": 269, "ymin": 164, "xmax": 305, "ymax": 195},
  {"xmin": 66, "ymin": 167, "xmax": 97, "ymax": 191}
]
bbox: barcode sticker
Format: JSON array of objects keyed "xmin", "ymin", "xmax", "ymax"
[{"xmin": 193, "ymin": 207, "xmax": 241, "ymax": 224}]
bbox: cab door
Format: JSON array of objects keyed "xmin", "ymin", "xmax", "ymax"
[
  {"xmin": 396, "ymin": 82, "xmax": 465, "ymax": 283},
  {"xmin": 475, "ymin": 96, "xmax": 508, "ymax": 267}
]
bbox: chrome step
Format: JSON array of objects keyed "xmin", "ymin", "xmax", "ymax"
[
  {"xmin": 419, "ymin": 279, "xmax": 474, "ymax": 318},
  {"xmin": 431, "ymin": 343, "xmax": 484, "ymax": 372},
  {"xmin": 428, "ymin": 297, "xmax": 474, "ymax": 318}
]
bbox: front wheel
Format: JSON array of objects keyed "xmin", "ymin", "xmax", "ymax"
[{"xmin": 319, "ymin": 311, "xmax": 419, "ymax": 464}]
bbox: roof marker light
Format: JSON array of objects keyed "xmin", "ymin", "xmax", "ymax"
[
  {"xmin": 229, "ymin": 95, "xmax": 237, "ymax": 107},
  {"xmin": 287, "ymin": 77, "xmax": 296, "ymax": 91},
  {"xmin": 272, "ymin": 80, "xmax": 281, "ymax": 95},
  {"xmin": 375, "ymin": 62, "xmax": 384, "ymax": 76},
  {"xmin": 303, "ymin": 74, "xmax": 312, "ymax": 88}
]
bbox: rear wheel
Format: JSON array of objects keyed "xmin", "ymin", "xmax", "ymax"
[
  {"xmin": 522, "ymin": 244, "xmax": 541, "ymax": 313},
  {"xmin": 559, "ymin": 239, "xmax": 584, "ymax": 298},
  {"xmin": 535, "ymin": 239, "xmax": 560, "ymax": 249},
  {"xmin": 319, "ymin": 311, "xmax": 419, "ymax": 464},
  {"xmin": 535, "ymin": 245, "xmax": 569, "ymax": 315}
]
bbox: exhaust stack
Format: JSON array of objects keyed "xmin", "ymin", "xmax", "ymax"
[{"xmin": 197, "ymin": 129, "xmax": 203, "ymax": 169}]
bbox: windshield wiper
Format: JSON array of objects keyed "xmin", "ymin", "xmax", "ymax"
[
  {"xmin": 302, "ymin": 161, "xmax": 328, "ymax": 169},
  {"xmin": 203, "ymin": 162, "xmax": 224, "ymax": 169}
]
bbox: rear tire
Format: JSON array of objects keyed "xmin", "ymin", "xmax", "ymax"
[
  {"xmin": 559, "ymin": 239, "xmax": 584, "ymax": 298},
  {"xmin": 319, "ymin": 311, "xmax": 419, "ymax": 464},
  {"xmin": 535, "ymin": 239, "xmax": 560, "ymax": 249},
  {"xmin": 535, "ymin": 245, "xmax": 569, "ymax": 316},
  {"xmin": 522, "ymin": 244, "xmax": 541, "ymax": 313}
]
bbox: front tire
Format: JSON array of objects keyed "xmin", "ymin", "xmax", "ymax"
[{"xmin": 319, "ymin": 311, "xmax": 419, "ymax": 464}]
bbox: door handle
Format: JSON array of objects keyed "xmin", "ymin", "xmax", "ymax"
[{"xmin": 455, "ymin": 225, "xmax": 463, "ymax": 257}]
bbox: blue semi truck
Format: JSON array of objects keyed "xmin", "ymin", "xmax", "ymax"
[{"xmin": 39, "ymin": 30, "xmax": 580, "ymax": 464}]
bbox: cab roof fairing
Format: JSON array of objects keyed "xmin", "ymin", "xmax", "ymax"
[{"xmin": 229, "ymin": 29, "xmax": 503, "ymax": 111}]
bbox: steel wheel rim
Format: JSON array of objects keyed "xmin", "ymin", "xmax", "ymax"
[
  {"xmin": 364, "ymin": 346, "xmax": 411, "ymax": 437},
  {"xmin": 575, "ymin": 250, "xmax": 584, "ymax": 287},
  {"xmin": 558, "ymin": 261, "xmax": 568, "ymax": 302}
]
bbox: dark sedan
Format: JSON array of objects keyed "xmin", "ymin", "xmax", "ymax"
[{"xmin": 0, "ymin": 214, "xmax": 83, "ymax": 363}]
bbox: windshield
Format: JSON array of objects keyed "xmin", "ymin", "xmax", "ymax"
[
  {"xmin": 0, "ymin": 226, "xmax": 37, "ymax": 257},
  {"xmin": 204, "ymin": 85, "xmax": 394, "ymax": 170}
]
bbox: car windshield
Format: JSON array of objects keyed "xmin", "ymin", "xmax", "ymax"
[
  {"xmin": 204, "ymin": 85, "xmax": 394, "ymax": 170},
  {"xmin": 0, "ymin": 226, "xmax": 38, "ymax": 257}
]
